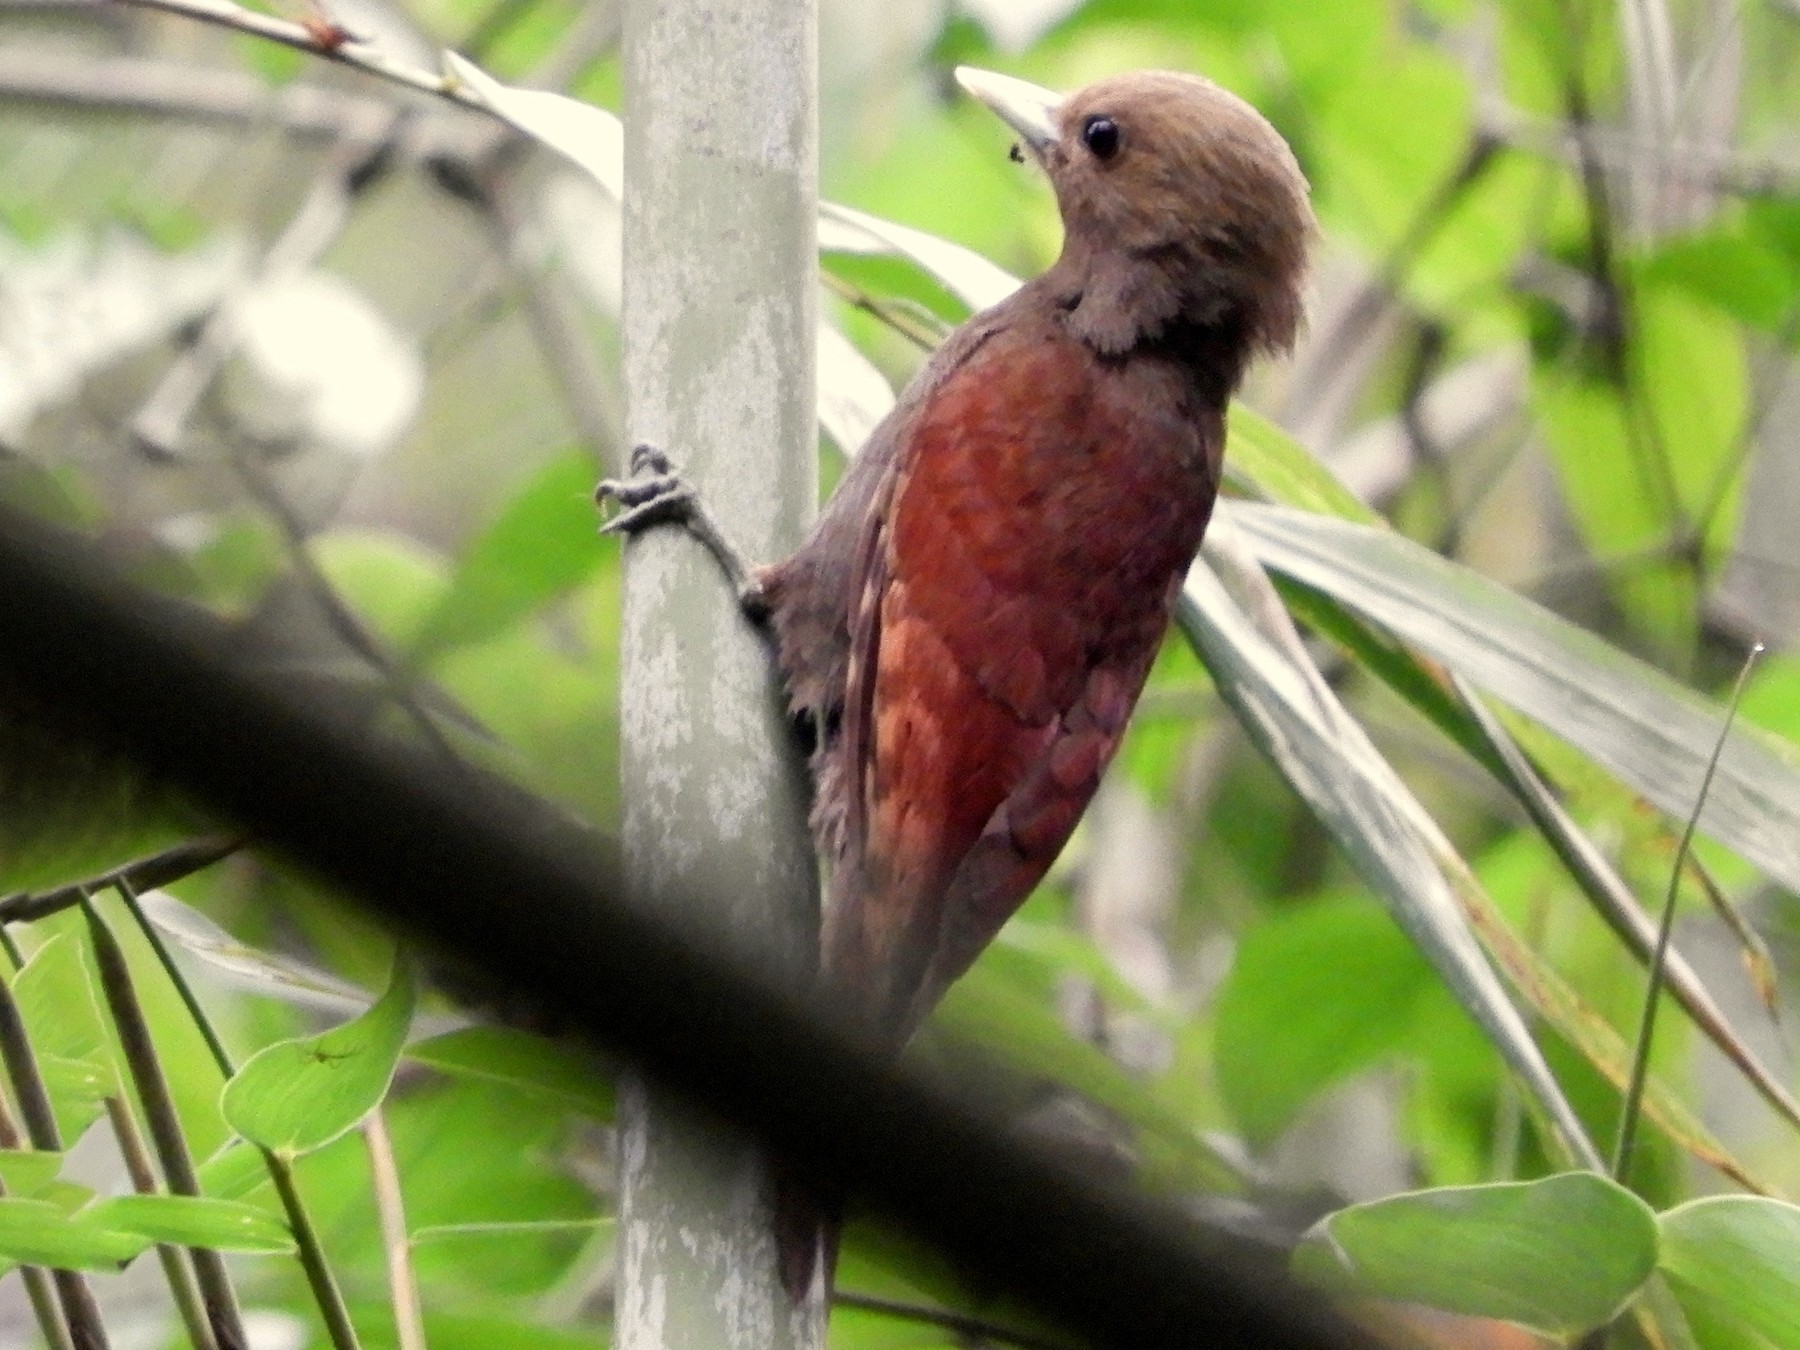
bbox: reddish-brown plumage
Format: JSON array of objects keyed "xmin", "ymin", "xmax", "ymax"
[{"xmin": 754, "ymin": 67, "xmax": 1313, "ymax": 1298}]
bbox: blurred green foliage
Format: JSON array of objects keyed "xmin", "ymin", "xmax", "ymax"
[{"xmin": 3, "ymin": 0, "xmax": 1800, "ymax": 1345}]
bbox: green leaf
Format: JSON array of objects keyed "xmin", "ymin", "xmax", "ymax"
[
  {"xmin": 1214, "ymin": 898, "xmax": 1433, "ymax": 1141},
  {"xmin": 1641, "ymin": 229, "xmax": 1800, "ymax": 334},
  {"xmin": 11, "ymin": 935, "xmax": 115, "ymax": 1145},
  {"xmin": 311, "ymin": 531, "xmax": 450, "ymax": 651},
  {"xmin": 12, "ymin": 935, "xmax": 109, "ymax": 1067},
  {"xmin": 85, "ymin": 1194, "xmax": 294, "ymax": 1254},
  {"xmin": 138, "ymin": 889, "xmax": 374, "ymax": 1013},
  {"xmin": 293, "ymin": 1077, "xmax": 598, "ymax": 1289},
  {"xmin": 34, "ymin": 1055, "xmax": 109, "ymax": 1145},
  {"xmin": 445, "ymin": 53, "xmax": 622, "ymax": 199},
  {"xmin": 412, "ymin": 453, "xmax": 607, "ymax": 660},
  {"xmin": 0, "ymin": 1150, "xmax": 62, "ymax": 1197},
  {"xmin": 0, "ymin": 1197, "xmax": 145, "ymax": 1269},
  {"xmin": 1312, "ymin": 47, "xmax": 1471, "ymax": 253},
  {"xmin": 1294, "ymin": 1173, "xmax": 1659, "ymax": 1335},
  {"xmin": 1660, "ymin": 1196, "xmax": 1800, "ymax": 1349},
  {"xmin": 1225, "ymin": 406, "xmax": 1379, "ymax": 523},
  {"xmin": 412, "ymin": 1219, "xmax": 611, "ymax": 1298},
  {"xmin": 221, "ymin": 955, "xmax": 415, "ymax": 1158},
  {"xmin": 1228, "ymin": 503, "xmax": 1800, "ymax": 898},
  {"xmin": 406, "ymin": 1027, "xmax": 612, "ymax": 1119},
  {"xmin": 197, "ymin": 1142, "xmax": 270, "ymax": 1202},
  {"xmin": 1534, "ymin": 283, "xmax": 1746, "ymax": 652},
  {"xmin": 1178, "ymin": 545, "xmax": 1599, "ymax": 1169}
]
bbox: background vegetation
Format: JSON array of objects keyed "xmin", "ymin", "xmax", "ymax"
[{"xmin": 3, "ymin": 0, "xmax": 1800, "ymax": 1346}]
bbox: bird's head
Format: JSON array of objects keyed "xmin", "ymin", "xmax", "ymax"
[{"xmin": 957, "ymin": 67, "xmax": 1313, "ymax": 360}]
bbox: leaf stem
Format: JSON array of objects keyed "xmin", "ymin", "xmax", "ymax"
[
  {"xmin": 1613, "ymin": 644, "xmax": 1763, "ymax": 1183},
  {"xmin": 112, "ymin": 880, "xmax": 365, "ymax": 1350},
  {"xmin": 82, "ymin": 896, "xmax": 248, "ymax": 1349},
  {"xmin": 363, "ymin": 1110, "xmax": 426, "ymax": 1350},
  {"xmin": 0, "ymin": 835, "xmax": 241, "ymax": 923},
  {"xmin": 0, "ymin": 944, "xmax": 112, "ymax": 1348},
  {"xmin": 104, "ymin": 1093, "xmax": 220, "ymax": 1350}
]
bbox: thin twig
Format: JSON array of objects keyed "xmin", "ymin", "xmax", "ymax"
[
  {"xmin": 104, "ymin": 1095, "xmax": 220, "ymax": 1350},
  {"xmin": 1613, "ymin": 643, "xmax": 1763, "ymax": 1183},
  {"xmin": 113, "ymin": 0, "xmax": 481, "ymax": 106},
  {"xmin": 0, "ymin": 1071, "xmax": 78, "ymax": 1350},
  {"xmin": 363, "ymin": 1110, "xmax": 426, "ymax": 1350},
  {"xmin": 83, "ymin": 896, "xmax": 249, "ymax": 1350},
  {"xmin": 0, "ymin": 958, "xmax": 113, "ymax": 1350},
  {"xmin": 820, "ymin": 269, "xmax": 949, "ymax": 352},
  {"xmin": 112, "ymin": 880, "xmax": 365, "ymax": 1350},
  {"xmin": 232, "ymin": 453, "xmax": 468, "ymax": 762},
  {"xmin": 1453, "ymin": 672, "xmax": 1800, "ymax": 1162},
  {"xmin": 0, "ymin": 834, "xmax": 242, "ymax": 922}
]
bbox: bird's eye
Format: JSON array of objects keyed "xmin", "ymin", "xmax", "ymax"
[{"xmin": 1081, "ymin": 115, "xmax": 1121, "ymax": 161}]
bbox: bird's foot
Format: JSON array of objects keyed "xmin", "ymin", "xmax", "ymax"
[
  {"xmin": 596, "ymin": 443, "xmax": 694, "ymax": 531},
  {"xmin": 597, "ymin": 444, "xmax": 768, "ymax": 619}
]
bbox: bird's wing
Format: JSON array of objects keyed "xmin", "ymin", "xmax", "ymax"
[{"xmin": 824, "ymin": 327, "xmax": 1216, "ymax": 1037}]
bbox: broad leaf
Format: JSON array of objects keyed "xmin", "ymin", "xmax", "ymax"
[
  {"xmin": 1215, "ymin": 898, "xmax": 1434, "ymax": 1142},
  {"xmin": 0, "ymin": 1197, "xmax": 144, "ymax": 1269},
  {"xmin": 1660, "ymin": 1196, "xmax": 1800, "ymax": 1350},
  {"xmin": 0, "ymin": 1150, "xmax": 61, "ymax": 1197},
  {"xmin": 444, "ymin": 53, "xmax": 622, "ymax": 199},
  {"xmin": 139, "ymin": 889, "xmax": 374, "ymax": 1015},
  {"xmin": 406, "ymin": 1027, "xmax": 612, "ymax": 1119},
  {"xmin": 86, "ymin": 1194, "xmax": 293, "ymax": 1254},
  {"xmin": 11, "ymin": 935, "xmax": 114, "ymax": 1146},
  {"xmin": 412, "ymin": 453, "xmax": 607, "ymax": 660},
  {"xmin": 1294, "ymin": 1173, "xmax": 1658, "ymax": 1335},
  {"xmin": 1179, "ymin": 526, "xmax": 1600, "ymax": 1169},
  {"xmin": 1229, "ymin": 503, "xmax": 1800, "ymax": 896},
  {"xmin": 222, "ymin": 954, "xmax": 415, "ymax": 1158}
]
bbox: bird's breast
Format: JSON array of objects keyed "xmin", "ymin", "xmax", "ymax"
[{"xmin": 888, "ymin": 332, "xmax": 1217, "ymax": 723}]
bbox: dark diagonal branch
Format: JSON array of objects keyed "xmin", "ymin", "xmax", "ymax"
[{"xmin": 0, "ymin": 499, "xmax": 1376, "ymax": 1350}]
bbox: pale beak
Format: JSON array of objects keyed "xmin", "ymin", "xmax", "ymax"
[{"xmin": 954, "ymin": 66, "xmax": 1063, "ymax": 160}]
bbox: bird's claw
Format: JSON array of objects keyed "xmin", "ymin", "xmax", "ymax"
[
  {"xmin": 627, "ymin": 442, "xmax": 672, "ymax": 477},
  {"xmin": 596, "ymin": 444, "xmax": 698, "ymax": 537},
  {"xmin": 595, "ymin": 443, "xmax": 768, "ymax": 619},
  {"xmin": 595, "ymin": 476, "xmax": 699, "ymax": 537}
]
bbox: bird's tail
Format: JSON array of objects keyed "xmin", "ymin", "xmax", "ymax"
[{"xmin": 774, "ymin": 1165, "xmax": 843, "ymax": 1307}]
